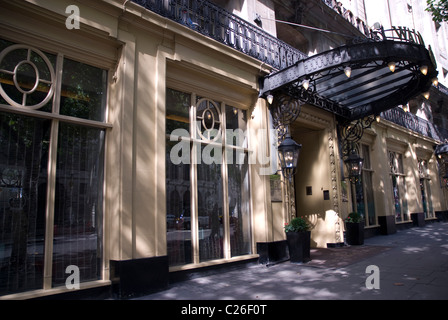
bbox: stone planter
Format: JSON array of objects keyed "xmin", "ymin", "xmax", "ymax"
[{"xmin": 286, "ymin": 231, "xmax": 311, "ymax": 263}]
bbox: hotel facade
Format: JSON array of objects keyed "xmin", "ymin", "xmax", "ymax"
[{"xmin": 1, "ymin": 0, "xmax": 448, "ymax": 299}]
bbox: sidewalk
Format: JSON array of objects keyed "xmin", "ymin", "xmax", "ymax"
[{"xmin": 135, "ymin": 222, "xmax": 448, "ymax": 300}]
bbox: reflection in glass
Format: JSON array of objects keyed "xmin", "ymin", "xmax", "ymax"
[
  {"xmin": 354, "ymin": 177, "xmax": 365, "ymax": 222},
  {"xmin": 364, "ymin": 171, "xmax": 376, "ymax": 226},
  {"xmin": 420, "ymin": 179, "xmax": 428, "ymax": 217},
  {"xmin": 426, "ymin": 180, "xmax": 434, "ymax": 218},
  {"xmin": 60, "ymin": 58, "xmax": 107, "ymax": 121},
  {"xmin": 52, "ymin": 123, "xmax": 104, "ymax": 286},
  {"xmin": 166, "ymin": 139, "xmax": 192, "ymax": 266},
  {"xmin": 392, "ymin": 175, "xmax": 402, "ymax": 222},
  {"xmin": 225, "ymin": 106, "xmax": 247, "ymax": 148},
  {"xmin": 420, "ymin": 179, "xmax": 434, "ymax": 219},
  {"xmin": 0, "ymin": 112, "xmax": 51, "ymax": 295},
  {"xmin": 166, "ymin": 88, "xmax": 191, "ymax": 135},
  {"xmin": 165, "ymin": 89, "xmax": 253, "ymax": 267},
  {"xmin": 389, "ymin": 151, "xmax": 408, "ymax": 222},
  {"xmin": 228, "ymin": 153, "xmax": 251, "ymax": 257},
  {"xmin": 198, "ymin": 145, "xmax": 223, "ymax": 262}
]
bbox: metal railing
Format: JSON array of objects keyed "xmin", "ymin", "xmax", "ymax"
[
  {"xmin": 381, "ymin": 107, "xmax": 448, "ymax": 142},
  {"xmin": 130, "ymin": 0, "xmax": 307, "ymax": 70},
  {"xmin": 131, "ymin": 0, "xmax": 448, "ymax": 142}
]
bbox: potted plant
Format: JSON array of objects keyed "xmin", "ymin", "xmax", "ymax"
[
  {"xmin": 345, "ymin": 212, "xmax": 364, "ymax": 245},
  {"xmin": 284, "ymin": 216, "xmax": 311, "ymax": 263}
]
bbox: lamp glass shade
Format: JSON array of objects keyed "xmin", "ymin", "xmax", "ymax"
[
  {"xmin": 345, "ymin": 152, "xmax": 364, "ymax": 178},
  {"xmin": 277, "ymin": 137, "xmax": 301, "ymax": 177}
]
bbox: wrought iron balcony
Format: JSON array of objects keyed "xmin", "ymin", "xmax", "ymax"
[
  {"xmin": 130, "ymin": 0, "xmax": 307, "ymax": 70},
  {"xmin": 380, "ymin": 107, "xmax": 448, "ymax": 142}
]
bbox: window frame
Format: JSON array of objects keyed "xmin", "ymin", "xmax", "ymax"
[
  {"xmin": 165, "ymin": 88, "xmax": 254, "ymax": 270},
  {"xmin": 357, "ymin": 144, "xmax": 377, "ymax": 227},
  {"xmin": 388, "ymin": 150, "xmax": 409, "ymax": 223},
  {"xmin": 418, "ymin": 158, "xmax": 435, "ymax": 219},
  {"xmin": 0, "ymin": 41, "xmax": 111, "ymax": 293}
]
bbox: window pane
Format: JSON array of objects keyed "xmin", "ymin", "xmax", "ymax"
[
  {"xmin": 166, "ymin": 138, "xmax": 192, "ymax": 267},
  {"xmin": 198, "ymin": 145, "xmax": 223, "ymax": 262},
  {"xmin": 426, "ymin": 180, "xmax": 434, "ymax": 218},
  {"xmin": 392, "ymin": 175, "xmax": 402, "ymax": 222},
  {"xmin": 355, "ymin": 177, "xmax": 365, "ymax": 222},
  {"xmin": 166, "ymin": 88, "xmax": 191, "ymax": 135},
  {"xmin": 364, "ymin": 171, "xmax": 376, "ymax": 225},
  {"xmin": 60, "ymin": 58, "xmax": 107, "ymax": 121},
  {"xmin": 362, "ymin": 144, "xmax": 370, "ymax": 169},
  {"xmin": 228, "ymin": 153, "xmax": 251, "ymax": 257},
  {"xmin": 52, "ymin": 123, "xmax": 104, "ymax": 286},
  {"xmin": 400, "ymin": 177, "xmax": 409, "ymax": 221},
  {"xmin": 225, "ymin": 106, "xmax": 247, "ymax": 147},
  {"xmin": 0, "ymin": 112, "xmax": 51, "ymax": 295},
  {"xmin": 420, "ymin": 179, "xmax": 428, "ymax": 217},
  {"xmin": 388, "ymin": 151, "xmax": 395, "ymax": 173},
  {"xmin": 397, "ymin": 154, "xmax": 404, "ymax": 174}
]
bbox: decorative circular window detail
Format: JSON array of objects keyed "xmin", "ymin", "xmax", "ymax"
[
  {"xmin": 1, "ymin": 168, "xmax": 21, "ymax": 187},
  {"xmin": 0, "ymin": 44, "xmax": 55, "ymax": 110},
  {"xmin": 196, "ymin": 98, "xmax": 222, "ymax": 142}
]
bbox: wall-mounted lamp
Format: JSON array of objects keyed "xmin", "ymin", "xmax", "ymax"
[
  {"xmin": 267, "ymin": 94, "xmax": 274, "ymax": 104},
  {"xmin": 277, "ymin": 133, "xmax": 302, "ymax": 182},
  {"xmin": 344, "ymin": 148, "xmax": 364, "ymax": 183},
  {"xmin": 423, "ymin": 91, "xmax": 430, "ymax": 99},
  {"xmin": 433, "ymin": 77, "xmax": 439, "ymax": 86}
]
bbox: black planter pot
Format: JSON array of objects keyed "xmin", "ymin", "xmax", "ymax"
[
  {"xmin": 345, "ymin": 222, "xmax": 364, "ymax": 245},
  {"xmin": 286, "ymin": 231, "xmax": 311, "ymax": 263}
]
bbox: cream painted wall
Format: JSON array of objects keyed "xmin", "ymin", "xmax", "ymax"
[
  {"xmin": 107, "ymin": 0, "xmax": 446, "ymax": 260},
  {"xmin": 289, "ymin": 109, "xmax": 345, "ymax": 248},
  {"xmin": 2, "ymin": 0, "xmax": 447, "ymax": 300},
  {"xmin": 7, "ymin": 0, "xmax": 447, "ymax": 258},
  {"xmin": 368, "ymin": 120, "xmax": 448, "ymax": 220},
  {"xmin": 365, "ymin": 125, "xmax": 392, "ymax": 220},
  {"xmin": 128, "ymin": 31, "xmax": 268, "ymax": 261},
  {"xmin": 3, "ymin": 0, "xmax": 274, "ymax": 263}
]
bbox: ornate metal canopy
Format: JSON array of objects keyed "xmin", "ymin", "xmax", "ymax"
[{"xmin": 260, "ymin": 26, "xmax": 438, "ymax": 122}]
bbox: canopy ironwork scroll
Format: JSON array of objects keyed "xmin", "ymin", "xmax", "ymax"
[
  {"xmin": 270, "ymin": 94, "xmax": 303, "ymax": 142},
  {"xmin": 339, "ymin": 116, "xmax": 375, "ymax": 162}
]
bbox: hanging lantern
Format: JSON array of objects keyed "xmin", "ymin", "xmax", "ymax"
[
  {"xmin": 277, "ymin": 134, "xmax": 302, "ymax": 181},
  {"xmin": 345, "ymin": 149, "xmax": 364, "ymax": 181}
]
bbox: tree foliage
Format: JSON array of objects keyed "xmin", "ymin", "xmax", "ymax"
[{"xmin": 426, "ymin": 0, "xmax": 448, "ymax": 23}]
